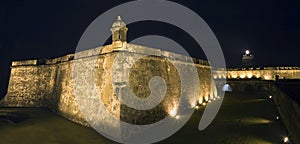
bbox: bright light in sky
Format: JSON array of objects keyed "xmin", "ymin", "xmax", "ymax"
[{"xmin": 245, "ymin": 50, "xmax": 250, "ymax": 55}]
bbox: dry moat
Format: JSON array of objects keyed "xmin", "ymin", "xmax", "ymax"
[{"xmin": 0, "ymin": 89, "xmax": 289, "ymax": 144}]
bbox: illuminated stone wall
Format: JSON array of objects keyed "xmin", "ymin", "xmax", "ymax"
[
  {"xmin": 1, "ymin": 43, "xmax": 213, "ymax": 126},
  {"xmin": 3, "ymin": 60, "xmax": 56, "ymax": 107},
  {"xmin": 214, "ymin": 67, "xmax": 300, "ymax": 80}
]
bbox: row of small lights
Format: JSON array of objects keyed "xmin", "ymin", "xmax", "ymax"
[
  {"xmin": 229, "ymin": 74, "xmax": 271, "ymax": 80},
  {"xmin": 194, "ymin": 95, "xmax": 221, "ymax": 110},
  {"xmin": 268, "ymin": 95, "xmax": 290, "ymax": 143},
  {"xmin": 169, "ymin": 96, "xmax": 222, "ymax": 120}
]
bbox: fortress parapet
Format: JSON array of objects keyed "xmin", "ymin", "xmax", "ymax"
[{"xmin": 213, "ymin": 67, "xmax": 300, "ymax": 80}]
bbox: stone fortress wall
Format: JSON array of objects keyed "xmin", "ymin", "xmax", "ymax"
[
  {"xmin": 0, "ymin": 43, "xmax": 214, "ymax": 126},
  {"xmin": 0, "ymin": 16, "xmax": 216, "ymax": 127},
  {"xmin": 214, "ymin": 67, "xmax": 300, "ymax": 80},
  {"xmin": 3, "ymin": 42, "xmax": 300, "ymax": 127}
]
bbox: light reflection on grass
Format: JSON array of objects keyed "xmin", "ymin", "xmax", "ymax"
[{"xmin": 240, "ymin": 117, "xmax": 272, "ymax": 125}]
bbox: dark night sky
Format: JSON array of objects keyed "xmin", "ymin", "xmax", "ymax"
[{"xmin": 0, "ymin": 0, "xmax": 299, "ymax": 98}]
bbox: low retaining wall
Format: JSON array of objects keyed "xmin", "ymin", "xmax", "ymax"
[
  {"xmin": 228, "ymin": 80, "xmax": 300, "ymax": 143},
  {"xmin": 270, "ymin": 85, "xmax": 300, "ymax": 144}
]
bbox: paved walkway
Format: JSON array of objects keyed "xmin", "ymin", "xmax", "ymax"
[{"xmin": 0, "ymin": 91, "xmax": 288, "ymax": 144}]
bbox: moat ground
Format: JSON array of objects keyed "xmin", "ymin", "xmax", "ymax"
[{"xmin": 0, "ymin": 91, "xmax": 288, "ymax": 144}]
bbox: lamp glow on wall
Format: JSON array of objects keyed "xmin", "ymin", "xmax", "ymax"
[
  {"xmin": 213, "ymin": 75, "xmax": 218, "ymax": 79},
  {"xmin": 283, "ymin": 136, "xmax": 289, "ymax": 143},
  {"xmin": 169, "ymin": 108, "xmax": 177, "ymax": 117},
  {"xmin": 204, "ymin": 95, "xmax": 209, "ymax": 101},
  {"xmin": 247, "ymin": 73, "xmax": 253, "ymax": 78},
  {"xmin": 240, "ymin": 74, "xmax": 246, "ymax": 79},
  {"xmin": 264, "ymin": 75, "xmax": 271, "ymax": 80},
  {"xmin": 198, "ymin": 97, "xmax": 203, "ymax": 104},
  {"xmin": 232, "ymin": 74, "xmax": 238, "ymax": 78},
  {"xmin": 190, "ymin": 101, "xmax": 196, "ymax": 108},
  {"xmin": 255, "ymin": 74, "xmax": 261, "ymax": 78}
]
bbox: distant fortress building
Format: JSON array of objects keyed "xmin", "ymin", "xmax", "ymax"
[
  {"xmin": 242, "ymin": 50, "xmax": 254, "ymax": 67},
  {"xmin": 1, "ymin": 16, "xmax": 300, "ymax": 128}
]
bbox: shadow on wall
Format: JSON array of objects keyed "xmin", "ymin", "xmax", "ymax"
[
  {"xmin": 228, "ymin": 80, "xmax": 270, "ymax": 92},
  {"xmin": 0, "ymin": 95, "xmax": 6, "ymax": 106},
  {"xmin": 244, "ymin": 84, "xmax": 266, "ymax": 92},
  {"xmin": 244, "ymin": 85, "xmax": 254, "ymax": 92},
  {"xmin": 0, "ymin": 111, "xmax": 29, "ymax": 124},
  {"xmin": 49, "ymin": 68, "xmax": 62, "ymax": 112}
]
